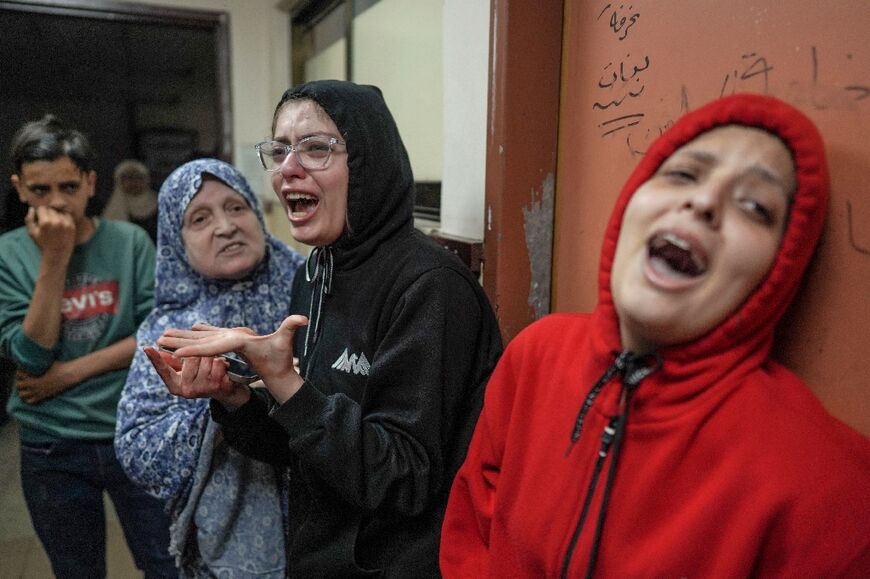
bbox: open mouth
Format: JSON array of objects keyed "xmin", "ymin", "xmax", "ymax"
[
  {"xmin": 285, "ymin": 193, "xmax": 319, "ymax": 219},
  {"xmin": 219, "ymin": 241, "xmax": 245, "ymax": 255},
  {"xmin": 647, "ymin": 232, "xmax": 707, "ymax": 278}
]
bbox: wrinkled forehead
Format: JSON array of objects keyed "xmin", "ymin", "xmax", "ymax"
[
  {"xmin": 662, "ymin": 124, "xmax": 797, "ymax": 197},
  {"xmin": 273, "ymin": 97, "xmax": 337, "ymax": 135}
]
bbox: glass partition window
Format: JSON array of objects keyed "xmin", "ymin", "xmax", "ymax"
[{"xmin": 291, "ymin": 0, "xmax": 442, "ymax": 223}]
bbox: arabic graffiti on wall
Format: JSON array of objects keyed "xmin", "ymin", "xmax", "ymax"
[{"xmin": 591, "ymin": 4, "xmax": 868, "ymax": 161}]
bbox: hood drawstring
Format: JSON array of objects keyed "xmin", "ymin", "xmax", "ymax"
[
  {"xmin": 568, "ymin": 353, "xmax": 626, "ymax": 449},
  {"xmin": 303, "ymin": 246, "xmax": 334, "ymax": 357},
  {"xmin": 568, "ymin": 351, "xmax": 659, "ymax": 448},
  {"xmin": 564, "ymin": 351, "xmax": 662, "ymax": 578},
  {"xmin": 585, "ymin": 351, "xmax": 660, "ymax": 578}
]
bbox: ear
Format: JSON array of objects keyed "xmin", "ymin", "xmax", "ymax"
[
  {"xmin": 84, "ymin": 170, "xmax": 97, "ymax": 198},
  {"xmin": 10, "ymin": 174, "xmax": 25, "ymax": 203}
]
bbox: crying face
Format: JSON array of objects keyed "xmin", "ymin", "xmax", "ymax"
[{"xmin": 608, "ymin": 126, "xmax": 794, "ymax": 353}]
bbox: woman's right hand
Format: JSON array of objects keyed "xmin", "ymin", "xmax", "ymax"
[
  {"xmin": 25, "ymin": 206, "xmax": 77, "ymax": 261},
  {"xmin": 156, "ymin": 315, "xmax": 309, "ymax": 404},
  {"xmin": 143, "ymin": 346, "xmax": 252, "ymax": 409}
]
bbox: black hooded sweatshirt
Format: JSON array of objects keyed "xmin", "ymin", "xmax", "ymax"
[{"xmin": 212, "ymin": 80, "xmax": 503, "ymax": 577}]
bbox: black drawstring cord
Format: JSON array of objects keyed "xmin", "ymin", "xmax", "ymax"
[
  {"xmin": 583, "ymin": 352, "xmax": 662, "ymax": 579},
  {"xmin": 303, "ymin": 247, "xmax": 334, "ymax": 357},
  {"xmin": 567, "ymin": 351, "xmax": 644, "ymax": 452},
  {"xmin": 561, "ymin": 351, "xmax": 662, "ymax": 578}
]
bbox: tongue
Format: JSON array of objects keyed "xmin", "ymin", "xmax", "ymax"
[
  {"xmin": 651, "ymin": 243, "xmax": 703, "ymax": 277},
  {"xmin": 291, "ymin": 198, "xmax": 318, "ymax": 217}
]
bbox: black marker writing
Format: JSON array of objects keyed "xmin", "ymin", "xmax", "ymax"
[
  {"xmin": 598, "ymin": 3, "xmax": 640, "ymax": 41},
  {"xmin": 720, "ymin": 52, "xmax": 773, "ymax": 97},
  {"xmin": 599, "ymin": 113, "xmax": 645, "ymax": 136}
]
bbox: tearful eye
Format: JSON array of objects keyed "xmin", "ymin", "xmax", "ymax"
[
  {"xmin": 664, "ymin": 169, "xmax": 697, "ymax": 183},
  {"xmin": 268, "ymin": 145, "xmax": 289, "ymax": 160},
  {"xmin": 739, "ymin": 198, "xmax": 774, "ymax": 224},
  {"xmin": 301, "ymin": 141, "xmax": 331, "ymax": 158}
]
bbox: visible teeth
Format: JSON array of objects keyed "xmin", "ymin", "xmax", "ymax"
[
  {"xmin": 285, "ymin": 192, "xmax": 318, "ymax": 218},
  {"xmin": 660, "ymin": 232, "xmax": 689, "ymax": 251},
  {"xmin": 221, "ymin": 242, "xmax": 243, "ymax": 253},
  {"xmin": 285, "ymin": 192, "xmax": 316, "ymax": 202},
  {"xmin": 649, "ymin": 232, "xmax": 706, "ymax": 277}
]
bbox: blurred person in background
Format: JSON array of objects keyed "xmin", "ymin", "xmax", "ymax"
[{"xmin": 103, "ymin": 158, "xmax": 159, "ymax": 242}]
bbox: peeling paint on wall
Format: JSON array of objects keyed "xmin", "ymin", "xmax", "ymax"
[{"xmin": 523, "ymin": 172, "xmax": 554, "ymax": 319}]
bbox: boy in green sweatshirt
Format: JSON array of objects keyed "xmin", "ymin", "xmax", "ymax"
[{"xmin": 0, "ymin": 115, "xmax": 175, "ymax": 578}]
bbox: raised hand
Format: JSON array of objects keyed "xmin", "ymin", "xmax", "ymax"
[
  {"xmin": 143, "ymin": 346, "xmax": 252, "ymax": 408},
  {"xmin": 156, "ymin": 315, "xmax": 309, "ymax": 404},
  {"xmin": 25, "ymin": 206, "xmax": 77, "ymax": 260}
]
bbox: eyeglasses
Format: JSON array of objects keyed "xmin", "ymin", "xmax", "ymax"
[{"xmin": 254, "ymin": 136, "xmax": 346, "ymax": 172}]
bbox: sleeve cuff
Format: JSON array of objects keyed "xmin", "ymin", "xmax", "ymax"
[
  {"xmin": 269, "ymin": 381, "xmax": 330, "ymax": 435},
  {"xmin": 10, "ymin": 330, "xmax": 57, "ymax": 376},
  {"xmin": 209, "ymin": 388, "xmax": 270, "ymax": 426}
]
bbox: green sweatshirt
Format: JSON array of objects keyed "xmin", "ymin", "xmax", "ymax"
[{"xmin": 0, "ymin": 219, "xmax": 155, "ymax": 443}]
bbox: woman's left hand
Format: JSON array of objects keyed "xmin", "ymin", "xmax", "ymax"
[{"xmin": 156, "ymin": 315, "xmax": 309, "ymax": 404}]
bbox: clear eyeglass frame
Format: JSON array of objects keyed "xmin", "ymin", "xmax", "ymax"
[{"xmin": 254, "ymin": 136, "xmax": 346, "ymax": 172}]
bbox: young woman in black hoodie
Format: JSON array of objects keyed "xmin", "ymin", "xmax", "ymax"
[{"xmin": 147, "ymin": 80, "xmax": 503, "ymax": 577}]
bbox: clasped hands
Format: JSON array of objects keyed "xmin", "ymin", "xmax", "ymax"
[{"xmin": 144, "ymin": 314, "xmax": 309, "ymax": 408}]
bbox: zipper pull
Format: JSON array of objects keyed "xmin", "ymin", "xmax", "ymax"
[{"xmin": 599, "ymin": 417, "xmax": 618, "ymax": 458}]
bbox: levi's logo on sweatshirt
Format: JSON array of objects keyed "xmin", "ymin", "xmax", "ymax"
[{"xmin": 61, "ymin": 280, "xmax": 119, "ymax": 320}]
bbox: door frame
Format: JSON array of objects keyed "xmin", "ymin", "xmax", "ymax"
[{"xmin": 483, "ymin": 0, "xmax": 564, "ymax": 341}]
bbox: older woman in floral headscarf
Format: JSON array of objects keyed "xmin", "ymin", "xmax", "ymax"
[{"xmin": 115, "ymin": 158, "xmax": 304, "ymax": 577}]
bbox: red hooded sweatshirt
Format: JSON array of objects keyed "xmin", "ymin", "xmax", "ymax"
[{"xmin": 440, "ymin": 94, "xmax": 870, "ymax": 578}]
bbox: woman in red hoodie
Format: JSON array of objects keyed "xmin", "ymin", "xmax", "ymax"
[{"xmin": 440, "ymin": 93, "xmax": 870, "ymax": 577}]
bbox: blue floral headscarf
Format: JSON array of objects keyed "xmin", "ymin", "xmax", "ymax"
[
  {"xmin": 115, "ymin": 158, "xmax": 303, "ymax": 576},
  {"xmin": 151, "ymin": 158, "xmax": 302, "ymax": 320}
]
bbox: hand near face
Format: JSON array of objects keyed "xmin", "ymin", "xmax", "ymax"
[
  {"xmin": 25, "ymin": 206, "xmax": 77, "ymax": 260},
  {"xmin": 143, "ymin": 346, "xmax": 251, "ymax": 408},
  {"xmin": 156, "ymin": 315, "xmax": 309, "ymax": 404}
]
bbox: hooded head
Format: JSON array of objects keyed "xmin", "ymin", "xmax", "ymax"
[
  {"xmin": 600, "ymin": 94, "xmax": 828, "ymax": 359},
  {"xmin": 270, "ymin": 80, "xmax": 416, "ymax": 267}
]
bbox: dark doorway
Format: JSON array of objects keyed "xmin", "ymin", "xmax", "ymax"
[{"xmin": 0, "ymin": 0, "xmax": 231, "ymax": 226}]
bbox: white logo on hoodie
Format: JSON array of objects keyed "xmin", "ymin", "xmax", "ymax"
[{"xmin": 331, "ymin": 348, "xmax": 371, "ymax": 376}]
